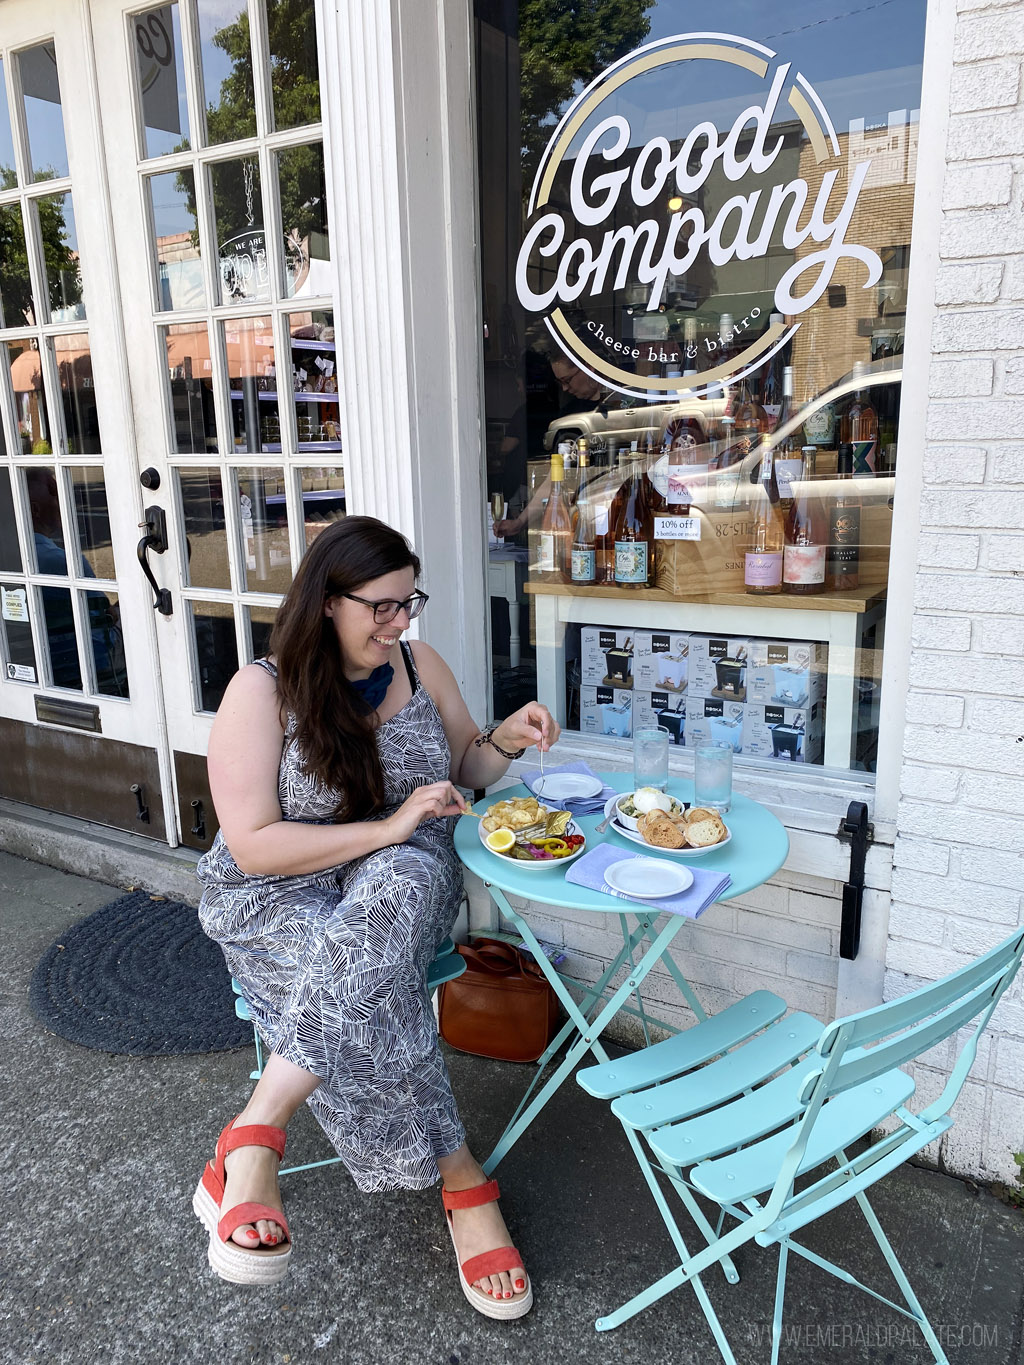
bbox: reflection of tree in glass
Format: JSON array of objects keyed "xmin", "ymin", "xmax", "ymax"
[
  {"xmin": 519, "ymin": 1, "xmax": 653, "ymax": 190},
  {"xmin": 177, "ymin": 3, "xmax": 322, "ymax": 280},
  {"xmin": 0, "ymin": 169, "xmax": 82, "ymax": 323}
]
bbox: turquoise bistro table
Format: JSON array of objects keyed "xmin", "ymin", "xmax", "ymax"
[{"xmin": 453, "ymin": 772, "xmax": 790, "ymax": 1174}]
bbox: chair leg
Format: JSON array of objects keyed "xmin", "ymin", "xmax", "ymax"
[
  {"xmin": 770, "ymin": 1242, "xmax": 789, "ymax": 1365},
  {"xmin": 853, "ymin": 1190, "xmax": 950, "ymax": 1365}
]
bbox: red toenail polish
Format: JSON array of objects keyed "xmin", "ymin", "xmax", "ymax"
[{"xmin": 515, "ymin": 1279, "xmax": 525, "ymax": 1290}]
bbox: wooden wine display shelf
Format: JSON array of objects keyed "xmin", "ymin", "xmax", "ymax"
[
  {"xmin": 524, "ymin": 577, "xmax": 887, "ymax": 615},
  {"xmin": 525, "ymin": 576, "xmax": 889, "ymax": 770}
]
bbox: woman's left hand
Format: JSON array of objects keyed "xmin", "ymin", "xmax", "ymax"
[{"xmin": 493, "ymin": 702, "xmax": 560, "ymax": 756}]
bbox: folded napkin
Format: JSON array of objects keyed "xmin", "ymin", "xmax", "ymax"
[
  {"xmin": 565, "ymin": 843, "xmax": 731, "ymax": 918},
  {"xmin": 522, "ymin": 761, "xmax": 617, "ymax": 816}
]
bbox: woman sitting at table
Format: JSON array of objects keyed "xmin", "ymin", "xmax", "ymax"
[{"xmin": 194, "ymin": 515, "xmax": 557, "ymax": 1317}]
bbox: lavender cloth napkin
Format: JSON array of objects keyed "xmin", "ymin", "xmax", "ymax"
[
  {"xmin": 522, "ymin": 761, "xmax": 617, "ymax": 816},
  {"xmin": 565, "ymin": 843, "xmax": 731, "ymax": 918}
]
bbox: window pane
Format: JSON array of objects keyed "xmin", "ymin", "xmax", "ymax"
[
  {"xmin": 42, "ymin": 584, "xmax": 81, "ymax": 689},
  {"xmin": 54, "ymin": 334, "xmax": 100, "ymax": 455},
  {"xmin": 288, "ymin": 311, "xmax": 340, "ymax": 452},
  {"xmin": 86, "ymin": 588, "xmax": 129, "ymax": 698},
  {"xmin": 191, "ymin": 600, "xmax": 237, "ymax": 711},
  {"xmin": 178, "ymin": 466, "xmax": 230, "ymax": 589},
  {"xmin": 163, "ymin": 322, "xmax": 217, "ymax": 452},
  {"xmin": 198, "ymin": 0, "xmax": 256, "ymax": 145},
  {"xmin": 224, "ymin": 314, "xmax": 278, "ymax": 452},
  {"xmin": 298, "ymin": 465, "xmax": 345, "ymax": 548},
  {"xmin": 246, "ymin": 602, "xmax": 277, "ymax": 660},
  {"xmin": 211, "ymin": 156, "xmax": 269, "ymax": 304},
  {"xmin": 236, "ymin": 466, "xmax": 291, "ymax": 593},
  {"xmin": 18, "ymin": 43, "xmax": 69, "ymax": 182},
  {"xmin": 132, "ymin": 3, "xmax": 191, "ymax": 157},
  {"xmin": 0, "ymin": 58, "xmax": 17, "ymax": 186},
  {"xmin": 268, "ymin": 0, "xmax": 320, "ymax": 130},
  {"xmin": 0, "ymin": 204, "xmax": 35, "ymax": 326},
  {"xmin": 279, "ymin": 142, "xmax": 330, "ymax": 297},
  {"xmin": 149, "ymin": 168, "xmax": 204, "ymax": 310},
  {"xmin": 1, "ymin": 581, "xmax": 38, "ymax": 682},
  {"xmin": 70, "ymin": 466, "xmax": 115, "ymax": 580},
  {"xmin": 25, "ymin": 465, "xmax": 67, "ymax": 574},
  {"xmin": 0, "ymin": 468, "xmax": 23, "ymax": 572},
  {"xmin": 36, "ymin": 192, "xmax": 85, "ymax": 323},
  {"xmin": 7, "ymin": 340, "xmax": 50, "ymax": 454}
]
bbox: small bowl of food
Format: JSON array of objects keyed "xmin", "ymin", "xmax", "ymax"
[{"xmin": 615, "ymin": 786, "xmax": 685, "ymax": 832}]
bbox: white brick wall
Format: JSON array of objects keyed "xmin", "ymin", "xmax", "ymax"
[{"xmin": 890, "ymin": 0, "xmax": 1024, "ymax": 1184}]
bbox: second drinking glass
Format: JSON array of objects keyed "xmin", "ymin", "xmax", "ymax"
[{"xmin": 633, "ymin": 726, "xmax": 670, "ymax": 791}]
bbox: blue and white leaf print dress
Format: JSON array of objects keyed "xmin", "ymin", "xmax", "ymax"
[{"xmin": 197, "ymin": 644, "xmax": 467, "ymax": 1193}]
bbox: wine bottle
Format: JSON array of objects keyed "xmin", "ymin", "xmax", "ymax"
[
  {"xmin": 570, "ymin": 441, "xmax": 597, "ymax": 584},
  {"xmin": 535, "ymin": 448, "xmax": 572, "ymax": 583},
  {"xmin": 613, "ymin": 451, "xmax": 653, "ymax": 589},
  {"xmin": 773, "ymin": 366, "xmax": 803, "ymax": 510},
  {"xmin": 667, "ymin": 422, "xmax": 708, "ymax": 513},
  {"xmin": 760, "ymin": 313, "xmax": 786, "ymax": 429},
  {"xmin": 604, "ymin": 443, "xmax": 635, "ymax": 583},
  {"xmin": 745, "ymin": 434, "xmax": 783, "ymax": 595},
  {"xmin": 706, "ymin": 313, "xmax": 734, "ymax": 399},
  {"xmin": 783, "ymin": 446, "xmax": 827, "ymax": 594},
  {"xmin": 712, "ymin": 412, "xmax": 739, "ymax": 510},
  {"xmin": 828, "ymin": 442, "xmax": 861, "ymax": 590},
  {"xmin": 840, "ymin": 361, "xmax": 878, "ymax": 475},
  {"xmin": 801, "ymin": 326, "xmax": 835, "ymax": 448}
]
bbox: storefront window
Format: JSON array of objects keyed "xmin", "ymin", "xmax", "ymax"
[
  {"xmin": 477, "ymin": 0, "xmax": 925, "ymax": 775},
  {"xmin": 131, "ymin": 2, "xmax": 192, "ymax": 158}
]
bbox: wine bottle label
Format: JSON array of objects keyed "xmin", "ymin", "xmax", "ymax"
[
  {"xmin": 614, "ymin": 541, "xmax": 649, "ymax": 583},
  {"xmin": 783, "ymin": 544, "xmax": 826, "ymax": 584},
  {"xmin": 803, "ymin": 406, "xmax": 835, "ymax": 444},
  {"xmin": 828, "ymin": 506, "xmax": 861, "ymax": 567},
  {"xmin": 667, "ymin": 463, "xmax": 709, "ymax": 505},
  {"xmin": 775, "ymin": 457, "xmax": 803, "ymax": 497},
  {"xmin": 850, "ymin": 440, "xmax": 877, "ymax": 475},
  {"xmin": 571, "ymin": 548, "xmax": 596, "ymax": 581},
  {"xmin": 745, "ymin": 551, "xmax": 783, "ymax": 587},
  {"xmin": 536, "ymin": 533, "xmax": 555, "ymax": 573}
]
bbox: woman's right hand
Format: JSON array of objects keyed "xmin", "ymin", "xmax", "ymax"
[{"xmin": 381, "ymin": 781, "xmax": 466, "ymax": 845}]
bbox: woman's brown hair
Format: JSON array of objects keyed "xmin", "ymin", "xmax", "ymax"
[{"xmin": 269, "ymin": 516, "xmax": 421, "ymax": 820}]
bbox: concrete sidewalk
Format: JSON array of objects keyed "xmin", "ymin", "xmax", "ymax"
[{"xmin": 3, "ymin": 848, "xmax": 1023, "ymax": 1365}]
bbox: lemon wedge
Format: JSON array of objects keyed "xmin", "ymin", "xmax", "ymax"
[{"xmin": 485, "ymin": 828, "xmax": 516, "ymax": 853}]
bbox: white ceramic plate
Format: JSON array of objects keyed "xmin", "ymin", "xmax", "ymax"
[
  {"xmin": 602, "ymin": 794, "xmax": 732, "ymax": 858},
  {"xmin": 604, "ymin": 858, "xmax": 694, "ymax": 898},
  {"xmin": 613, "ymin": 789, "xmax": 685, "ymax": 832},
  {"xmin": 533, "ymin": 772, "xmax": 604, "ymax": 802},
  {"xmin": 477, "ymin": 815, "xmax": 587, "ymax": 870}
]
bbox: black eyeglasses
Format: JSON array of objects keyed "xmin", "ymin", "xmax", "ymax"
[{"xmin": 342, "ymin": 591, "xmax": 429, "ymax": 624}]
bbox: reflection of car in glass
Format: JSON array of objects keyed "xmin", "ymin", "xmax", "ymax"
[
  {"xmin": 543, "ymin": 393, "xmax": 726, "ymax": 455},
  {"xmin": 574, "ymin": 361, "xmax": 900, "ymax": 544}
]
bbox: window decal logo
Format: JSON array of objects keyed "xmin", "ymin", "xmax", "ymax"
[{"xmin": 515, "ymin": 32, "xmax": 882, "ymax": 400}]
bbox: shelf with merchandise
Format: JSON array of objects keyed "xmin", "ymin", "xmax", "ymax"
[{"xmin": 229, "ymin": 389, "xmax": 340, "ymax": 403}]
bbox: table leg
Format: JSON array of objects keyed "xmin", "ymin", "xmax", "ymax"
[{"xmin": 482, "ymin": 898, "xmax": 689, "ymax": 1175}]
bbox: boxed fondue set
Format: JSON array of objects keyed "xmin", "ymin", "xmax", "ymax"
[
  {"xmin": 580, "ymin": 628, "xmax": 635, "ymax": 688},
  {"xmin": 579, "ymin": 685, "xmax": 633, "ymax": 736}
]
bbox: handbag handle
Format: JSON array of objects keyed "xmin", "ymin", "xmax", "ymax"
[{"xmin": 461, "ymin": 937, "xmax": 544, "ymax": 980}]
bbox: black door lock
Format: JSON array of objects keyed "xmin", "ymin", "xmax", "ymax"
[{"xmin": 137, "ymin": 505, "xmax": 172, "ymax": 615}]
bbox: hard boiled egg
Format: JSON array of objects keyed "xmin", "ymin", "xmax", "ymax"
[{"xmin": 633, "ymin": 786, "xmax": 673, "ymax": 815}]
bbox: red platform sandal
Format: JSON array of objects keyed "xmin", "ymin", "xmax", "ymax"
[
  {"xmin": 442, "ymin": 1179, "xmax": 533, "ymax": 1320},
  {"xmin": 192, "ymin": 1119, "xmax": 292, "ymax": 1285}
]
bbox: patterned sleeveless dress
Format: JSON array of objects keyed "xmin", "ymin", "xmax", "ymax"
[{"xmin": 196, "ymin": 644, "xmax": 467, "ymax": 1193}]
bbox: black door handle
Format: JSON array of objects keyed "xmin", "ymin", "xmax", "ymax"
[{"xmin": 138, "ymin": 505, "xmax": 172, "ymax": 616}]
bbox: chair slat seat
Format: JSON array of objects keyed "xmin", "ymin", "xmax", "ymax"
[
  {"xmin": 612, "ymin": 1011, "xmax": 822, "ymax": 1131},
  {"xmin": 691, "ymin": 1068, "xmax": 916, "ymax": 1204},
  {"xmin": 578, "ymin": 990, "xmax": 786, "ymax": 1100}
]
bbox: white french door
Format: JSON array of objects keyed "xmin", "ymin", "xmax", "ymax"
[
  {"xmin": 88, "ymin": 0, "xmax": 340, "ymax": 843},
  {"xmin": 0, "ymin": 0, "xmax": 175, "ymax": 835}
]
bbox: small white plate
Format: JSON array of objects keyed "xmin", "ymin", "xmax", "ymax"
[
  {"xmin": 533, "ymin": 772, "xmax": 604, "ymax": 801},
  {"xmin": 602, "ymin": 794, "xmax": 732, "ymax": 858},
  {"xmin": 604, "ymin": 858, "xmax": 694, "ymax": 899}
]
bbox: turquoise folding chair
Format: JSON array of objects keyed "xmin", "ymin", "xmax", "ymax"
[
  {"xmin": 578, "ymin": 927, "xmax": 1024, "ymax": 1363},
  {"xmin": 231, "ymin": 935, "xmax": 466, "ymax": 1177}
]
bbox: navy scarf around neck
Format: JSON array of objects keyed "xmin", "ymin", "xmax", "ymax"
[{"xmin": 350, "ymin": 661, "xmax": 394, "ymax": 712}]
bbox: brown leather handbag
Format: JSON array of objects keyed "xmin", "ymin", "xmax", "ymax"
[{"xmin": 438, "ymin": 937, "xmax": 560, "ymax": 1063}]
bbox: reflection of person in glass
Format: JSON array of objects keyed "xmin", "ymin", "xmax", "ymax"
[
  {"xmin": 26, "ymin": 468, "xmax": 126, "ymax": 694},
  {"xmin": 493, "ymin": 356, "xmax": 606, "ymax": 539},
  {"xmin": 195, "ymin": 517, "xmax": 558, "ymax": 1314}
]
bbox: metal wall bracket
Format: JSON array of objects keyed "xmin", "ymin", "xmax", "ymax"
[
  {"xmin": 836, "ymin": 800, "xmax": 873, "ymax": 960},
  {"xmin": 190, "ymin": 798, "xmax": 206, "ymax": 840},
  {"xmin": 130, "ymin": 782, "xmax": 150, "ymax": 824}
]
